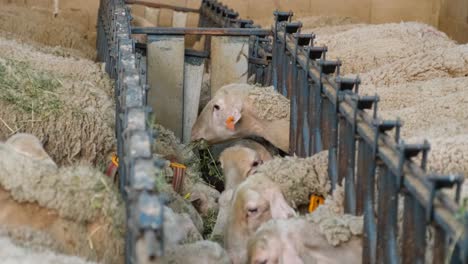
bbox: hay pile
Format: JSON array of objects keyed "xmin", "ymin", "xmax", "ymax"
[{"xmin": 0, "ymin": 36, "xmax": 115, "ymax": 166}]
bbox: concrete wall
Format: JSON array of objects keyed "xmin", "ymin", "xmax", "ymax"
[
  {"xmin": 0, "ymin": 0, "xmax": 100, "ymax": 47},
  {"xmin": 1, "ymin": 0, "xmax": 466, "ymax": 43},
  {"xmin": 439, "ymin": 0, "xmax": 468, "ymax": 43},
  {"xmin": 222, "ymin": 0, "xmax": 468, "ymax": 43}
]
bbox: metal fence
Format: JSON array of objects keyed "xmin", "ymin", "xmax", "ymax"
[
  {"xmin": 97, "ymin": 1, "xmax": 165, "ymax": 263},
  {"xmin": 97, "ymin": 0, "xmax": 468, "ymax": 263},
  {"xmin": 270, "ymin": 11, "xmax": 468, "ymax": 264}
]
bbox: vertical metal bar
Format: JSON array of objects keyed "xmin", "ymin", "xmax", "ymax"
[
  {"xmin": 301, "ymin": 76, "xmax": 311, "ymax": 157},
  {"xmin": 272, "ymin": 20, "xmax": 279, "ymax": 88},
  {"xmin": 265, "ymin": 60, "xmax": 273, "ymax": 86},
  {"xmin": 433, "ymin": 226, "xmax": 447, "ymax": 263},
  {"xmin": 289, "ymin": 57, "xmax": 299, "ymax": 154},
  {"xmin": 376, "ymin": 165, "xmax": 399, "ymax": 264},
  {"xmin": 402, "ymin": 193, "xmax": 427, "ymax": 264},
  {"xmin": 356, "ymin": 139, "xmax": 377, "ymax": 264},
  {"xmin": 282, "ymin": 51, "xmax": 290, "ymax": 97},
  {"xmin": 356, "ymin": 138, "xmax": 366, "ymax": 215},
  {"xmin": 308, "ymin": 79, "xmax": 316, "ymax": 155},
  {"xmin": 339, "ymin": 118, "xmax": 357, "ymax": 214},
  {"xmin": 295, "ymin": 67, "xmax": 305, "ymax": 156},
  {"xmin": 312, "ymin": 80, "xmax": 323, "ymax": 153},
  {"xmin": 320, "ymin": 97, "xmax": 331, "ymax": 150},
  {"xmin": 327, "ymin": 96, "xmax": 338, "ymax": 190},
  {"xmin": 276, "ymin": 34, "xmax": 284, "ymax": 94}
]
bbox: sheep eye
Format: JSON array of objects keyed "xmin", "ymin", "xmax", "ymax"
[
  {"xmin": 252, "ymin": 161, "xmax": 259, "ymax": 167},
  {"xmin": 213, "ymin": 104, "xmax": 220, "ymax": 110}
]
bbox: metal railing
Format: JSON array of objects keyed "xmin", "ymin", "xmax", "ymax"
[
  {"xmin": 271, "ymin": 11, "xmax": 468, "ymax": 264},
  {"xmin": 97, "ymin": 1, "xmax": 164, "ymax": 263}
]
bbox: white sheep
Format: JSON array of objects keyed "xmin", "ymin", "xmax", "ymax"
[
  {"xmin": 192, "ymin": 84, "xmax": 290, "ymax": 153},
  {"xmin": 0, "ymin": 235, "xmax": 97, "ymax": 264},
  {"xmin": 254, "ymin": 150, "xmax": 330, "ymax": 209},
  {"xmin": 0, "ymin": 135, "xmax": 124, "ymax": 263},
  {"xmin": 314, "ymin": 22, "xmax": 455, "ymax": 74}
]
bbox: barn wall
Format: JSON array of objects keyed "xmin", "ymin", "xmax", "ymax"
[{"xmin": 0, "ymin": 0, "xmax": 466, "ymax": 43}]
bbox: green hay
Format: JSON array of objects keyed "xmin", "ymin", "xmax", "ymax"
[
  {"xmin": 0, "ymin": 58, "xmax": 62, "ymax": 116},
  {"xmin": 202, "ymin": 208, "xmax": 218, "ymax": 239}
]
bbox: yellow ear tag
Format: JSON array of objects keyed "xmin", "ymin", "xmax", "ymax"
[
  {"xmin": 308, "ymin": 195, "xmax": 325, "ymax": 213},
  {"xmin": 111, "ymin": 154, "xmax": 119, "ymax": 167},
  {"xmin": 225, "ymin": 116, "xmax": 236, "ymax": 131}
]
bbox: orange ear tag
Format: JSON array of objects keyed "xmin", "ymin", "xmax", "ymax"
[
  {"xmin": 225, "ymin": 116, "xmax": 236, "ymax": 131},
  {"xmin": 308, "ymin": 195, "xmax": 325, "ymax": 213}
]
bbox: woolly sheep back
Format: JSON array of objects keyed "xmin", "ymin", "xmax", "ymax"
[{"xmin": 254, "ymin": 151, "xmax": 330, "ymax": 208}]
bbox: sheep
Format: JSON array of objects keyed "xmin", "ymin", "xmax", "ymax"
[
  {"xmin": 191, "ymin": 83, "xmax": 290, "ymax": 153},
  {"xmin": 219, "ymin": 141, "xmax": 273, "ymax": 190},
  {"xmin": 0, "ymin": 235, "xmax": 97, "ymax": 264},
  {"xmin": 359, "ymin": 44, "xmax": 468, "ymax": 88},
  {"xmin": 224, "ymin": 173, "xmax": 296, "ymax": 264},
  {"xmin": 0, "ymin": 35, "xmax": 115, "ymax": 166},
  {"xmin": 254, "ymin": 151, "xmax": 330, "ymax": 209},
  {"xmin": 5, "ymin": 133, "xmax": 56, "ymax": 167},
  {"xmin": 247, "ymin": 215, "xmax": 362, "ymax": 264},
  {"xmin": 209, "ymin": 189, "xmax": 234, "ymax": 245},
  {"xmin": 247, "ymin": 184, "xmax": 362, "ymax": 264},
  {"xmin": 313, "ymin": 22, "xmax": 455, "ymax": 75},
  {"xmin": 0, "ymin": 135, "xmax": 124, "ymax": 263},
  {"xmin": 135, "ymin": 240, "xmax": 231, "ymax": 264}
]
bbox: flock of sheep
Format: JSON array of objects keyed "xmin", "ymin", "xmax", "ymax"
[
  {"xmin": 149, "ymin": 18, "xmax": 468, "ymax": 264},
  {"xmin": 0, "ymin": 4, "xmax": 467, "ymax": 264}
]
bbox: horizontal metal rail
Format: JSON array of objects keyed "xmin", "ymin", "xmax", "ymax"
[{"xmin": 131, "ymin": 27, "xmax": 271, "ymax": 36}]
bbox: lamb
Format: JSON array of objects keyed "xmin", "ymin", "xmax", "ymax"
[
  {"xmin": 191, "ymin": 83, "xmax": 291, "ymax": 153},
  {"xmin": 224, "ymin": 174, "xmax": 296, "ymax": 264},
  {"xmin": 219, "ymin": 140, "xmax": 273, "ymax": 190}
]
